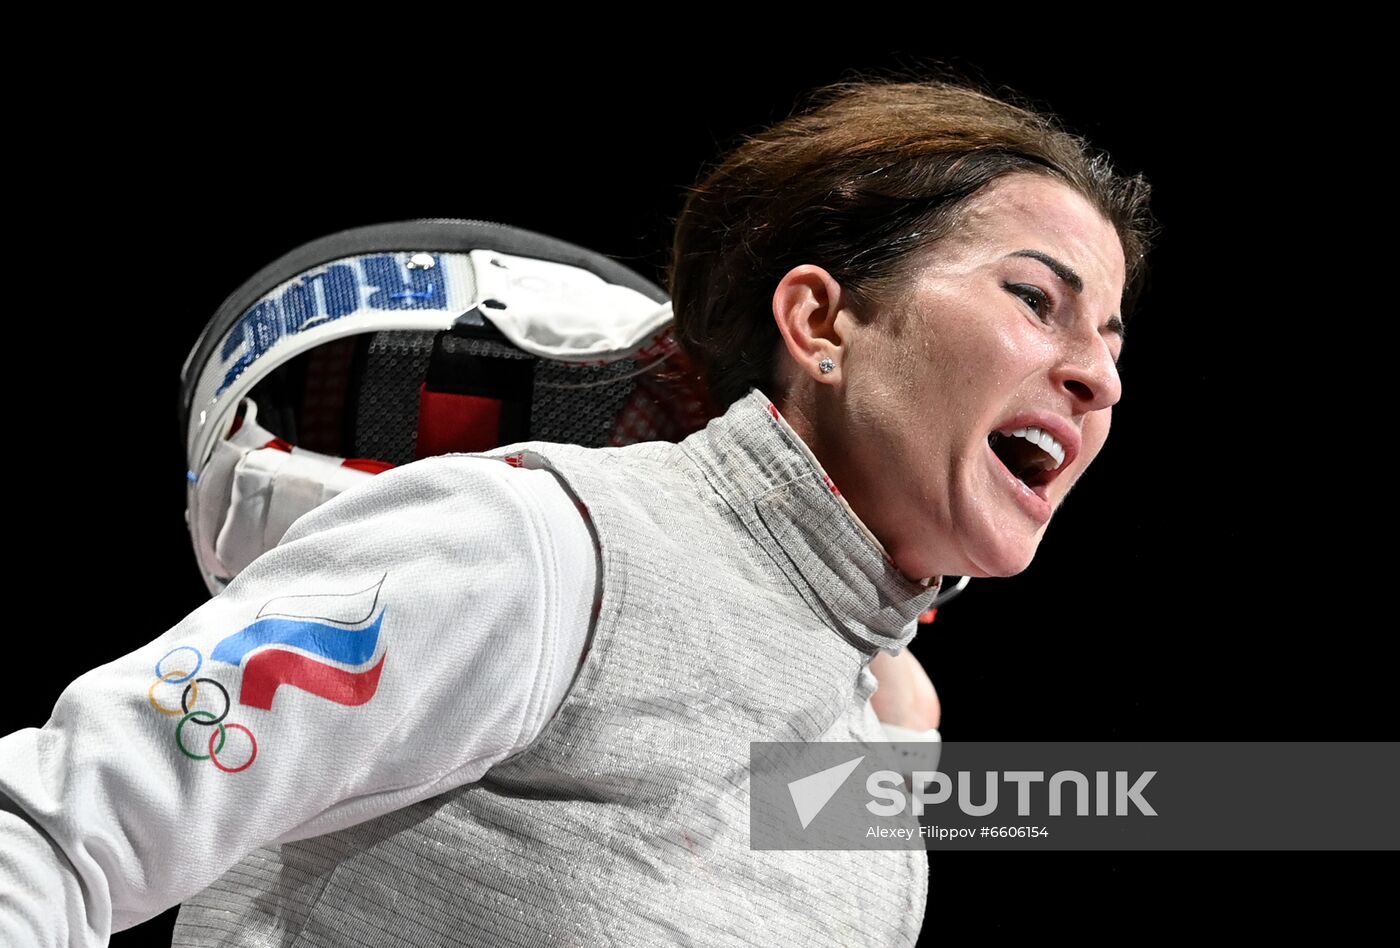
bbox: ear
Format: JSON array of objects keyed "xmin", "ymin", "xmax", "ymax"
[{"xmin": 771, "ymin": 264, "xmax": 850, "ymax": 384}]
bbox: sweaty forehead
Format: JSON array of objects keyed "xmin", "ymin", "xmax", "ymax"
[{"xmin": 944, "ymin": 173, "xmax": 1127, "ymax": 295}]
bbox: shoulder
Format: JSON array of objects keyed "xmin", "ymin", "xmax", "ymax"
[
  {"xmin": 271, "ymin": 453, "xmax": 594, "ymax": 570},
  {"xmin": 480, "ymin": 439, "xmax": 693, "ymax": 502},
  {"xmin": 290, "ymin": 452, "xmax": 573, "ymax": 522}
]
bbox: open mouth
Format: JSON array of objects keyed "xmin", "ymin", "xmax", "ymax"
[{"xmin": 986, "ymin": 427, "xmax": 1067, "ymax": 493}]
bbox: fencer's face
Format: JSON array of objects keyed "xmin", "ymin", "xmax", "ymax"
[{"xmin": 816, "ymin": 173, "xmax": 1127, "ymax": 580}]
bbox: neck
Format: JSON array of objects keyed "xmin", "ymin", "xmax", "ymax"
[
  {"xmin": 773, "ymin": 386, "xmax": 938, "ymax": 586},
  {"xmin": 679, "ymin": 387, "xmax": 942, "ymax": 653}
]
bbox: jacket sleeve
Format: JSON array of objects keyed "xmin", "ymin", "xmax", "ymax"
[{"xmin": 0, "ymin": 454, "xmax": 596, "ymax": 948}]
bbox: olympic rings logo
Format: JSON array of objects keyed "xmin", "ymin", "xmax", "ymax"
[{"xmin": 150, "ymin": 646, "xmax": 258, "ymax": 774}]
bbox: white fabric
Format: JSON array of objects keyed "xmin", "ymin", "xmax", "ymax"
[
  {"xmin": 2, "ymin": 441, "xmax": 930, "ymax": 947},
  {"xmin": 468, "ymin": 249, "xmax": 673, "ymax": 361},
  {"xmin": 197, "ymin": 398, "xmax": 382, "ymax": 580},
  {"xmin": 217, "ymin": 448, "xmax": 377, "ymax": 578},
  {"xmin": 0, "ymin": 457, "xmax": 597, "ymax": 948}
]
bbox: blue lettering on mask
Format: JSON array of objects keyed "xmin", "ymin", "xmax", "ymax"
[
  {"xmin": 215, "ymin": 255, "xmax": 444, "ymax": 399},
  {"xmin": 363, "ymin": 255, "xmax": 446, "ymax": 309}
]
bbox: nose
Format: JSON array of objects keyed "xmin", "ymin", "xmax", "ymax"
[{"xmin": 1050, "ymin": 326, "xmax": 1122, "ymax": 412}]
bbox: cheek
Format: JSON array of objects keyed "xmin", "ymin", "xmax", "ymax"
[{"xmin": 1080, "ymin": 412, "xmax": 1112, "ymax": 469}]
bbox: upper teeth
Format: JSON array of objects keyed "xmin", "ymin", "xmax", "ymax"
[{"xmin": 1007, "ymin": 426, "xmax": 1065, "ymax": 469}]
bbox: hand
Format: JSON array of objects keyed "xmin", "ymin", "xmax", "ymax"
[{"xmin": 868, "ymin": 648, "xmax": 940, "ymax": 731}]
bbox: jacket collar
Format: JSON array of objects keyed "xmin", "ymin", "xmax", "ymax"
[{"xmin": 680, "ymin": 386, "xmax": 942, "ymax": 654}]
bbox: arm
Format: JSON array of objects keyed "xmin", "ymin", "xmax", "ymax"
[
  {"xmin": 870, "ymin": 648, "xmax": 941, "ymax": 739},
  {"xmin": 0, "ymin": 455, "xmax": 595, "ymax": 947}
]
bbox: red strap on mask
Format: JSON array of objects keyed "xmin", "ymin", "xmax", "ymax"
[{"xmin": 415, "ymin": 383, "xmax": 506, "ymax": 458}]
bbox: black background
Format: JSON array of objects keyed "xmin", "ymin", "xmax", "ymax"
[{"xmin": 5, "ymin": 42, "xmax": 1380, "ymax": 945}]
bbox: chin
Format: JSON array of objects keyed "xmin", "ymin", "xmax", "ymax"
[{"xmin": 968, "ymin": 535, "xmax": 1041, "ymax": 578}]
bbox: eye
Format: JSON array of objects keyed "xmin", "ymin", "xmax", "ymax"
[{"xmin": 1005, "ymin": 283, "xmax": 1050, "ymax": 322}]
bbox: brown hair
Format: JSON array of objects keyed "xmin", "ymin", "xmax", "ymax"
[{"xmin": 665, "ymin": 69, "xmax": 1158, "ymax": 410}]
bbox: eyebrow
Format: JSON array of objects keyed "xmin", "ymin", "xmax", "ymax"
[{"xmin": 1005, "ymin": 249, "xmax": 1126, "ymax": 343}]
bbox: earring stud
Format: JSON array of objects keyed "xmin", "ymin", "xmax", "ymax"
[{"xmin": 818, "ymin": 358, "xmax": 835, "ymax": 375}]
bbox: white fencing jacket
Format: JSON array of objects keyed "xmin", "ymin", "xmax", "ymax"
[{"xmin": 0, "ymin": 388, "xmax": 937, "ymax": 947}]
